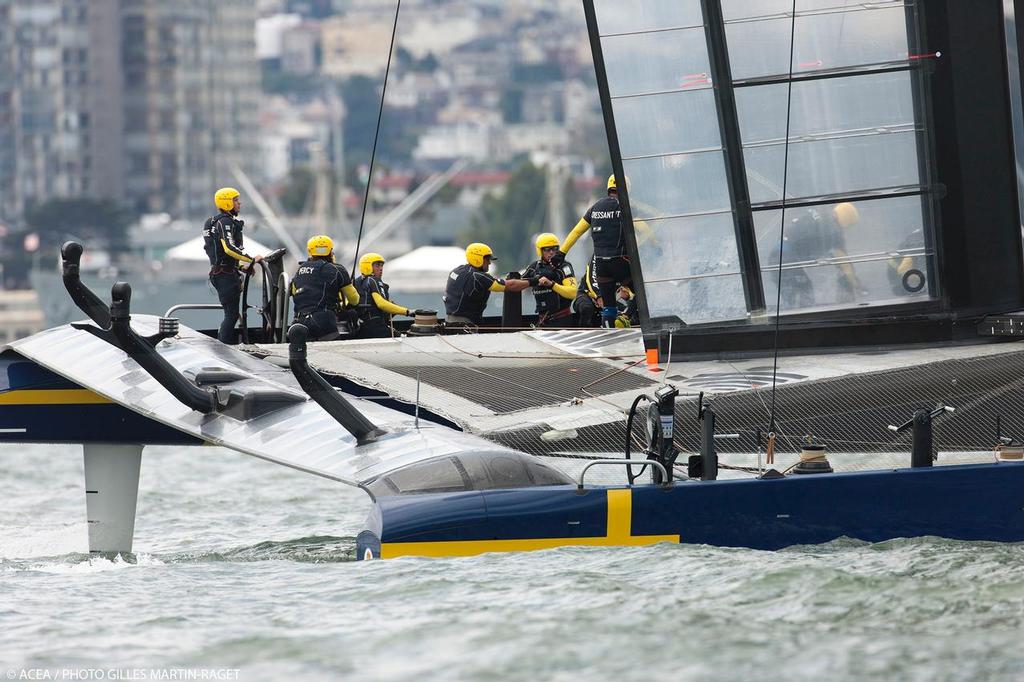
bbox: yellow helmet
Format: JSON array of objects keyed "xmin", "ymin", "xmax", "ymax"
[
  {"xmin": 359, "ymin": 252, "xmax": 385, "ymax": 276},
  {"xmin": 607, "ymin": 174, "xmax": 617, "ymax": 192},
  {"xmin": 535, "ymin": 233, "xmax": 560, "ymax": 258},
  {"xmin": 833, "ymin": 202, "xmax": 859, "ymax": 229},
  {"xmin": 465, "ymin": 242, "xmax": 495, "ymax": 268},
  {"xmin": 214, "ymin": 187, "xmax": 240, "ymax": 212},
  {"xmin": 307, "ymin": 235, "xmax": 334, "ymax": 258}
]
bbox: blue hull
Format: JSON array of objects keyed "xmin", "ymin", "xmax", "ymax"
[
  {"xmin": 359, "ymin": 462, "xmax": 1024, "ymax": 559},
  {"xmin": 0, "ymin": 350, "xmax": 199, "ymax": 445},
  {"xmin": 6, "ymin": 349, "xmax": 1021, "ymax": 560}
]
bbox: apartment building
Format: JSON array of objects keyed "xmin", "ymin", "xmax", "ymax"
[{"xmin": 0, "ymin": 0, "xmax": 259, "ymax": 222}]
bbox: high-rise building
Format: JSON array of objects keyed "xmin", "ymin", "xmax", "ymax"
[
  {"xmin": 0, "ymin": 0, "xmax": 110, "ymax": 220},
  {"xmin": 0, "ymin": 0, "xmax": 259, "ymax": 222}
]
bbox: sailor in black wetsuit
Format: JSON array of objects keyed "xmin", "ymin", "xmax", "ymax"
[
  {"xmin": 203, "ymin": 187, "xmax": 263, "ymax": 344},
  {"xmin": 769, "ymin": 203, "xmax": 863, "ymax": 309},
  {"xmin": 572, "ymin": 256, "xmax": 600, "ymax": 327},
  {"xmin": 443, "ymin": 243, "xmax": 531, "ymax": 328},
  {"xmin": 572, "ymin": 256, "xmax": 636, "ymax": 328},
  {"xmin": 290, "ymin": 235, "xmax": 359, "ymax": 341},
  {"xmin": 559, "ymin": 174, "xmax": 632, "ymax": 327},
  {"xmin": 522, "ymin": 233, "xmax": 576, "ymax": 327},
  {"xmin": 353, "ymin": 252, "xmax": 425, "ymax": 338}
]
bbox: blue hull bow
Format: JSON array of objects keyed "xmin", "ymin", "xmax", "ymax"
[{"xmin": 359, "ymin": 462, "xmax": 1024, "ymax": 559}]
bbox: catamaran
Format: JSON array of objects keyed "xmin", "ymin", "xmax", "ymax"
[{"xmin": 5, "ymin": 1, "xmax": 1024, "ymax": 559}]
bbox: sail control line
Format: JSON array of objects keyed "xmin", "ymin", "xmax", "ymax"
[{"xmin": 766, "ymin": 0, "xmax": 799, "ymax": 450}]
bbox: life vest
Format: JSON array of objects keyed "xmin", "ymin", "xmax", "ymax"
[
  {"xmin": 291, "ymin": 259, "xmax": 352, "ymax": 317},
  {"xmin": 443, "ymin": 263, "xmax": 498, "ymax": 324},
  {"xmin": 355, "ymin": 275, "xmax": 392, "ymax": 327},
  {"xmin": 584, "ymin": 195, "xmax": 625, "ymax": 258},
  {"xmin": 202, "ymin": 211, "xmax": 249, "ymax": 270},
  {"xmin": 523, "ymin": 258, "xmax": 575, "ymax": 317}
]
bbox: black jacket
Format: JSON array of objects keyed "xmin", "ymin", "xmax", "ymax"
[
  {"xmin": 355, "ymin": 275, "xmax": 392, "ymax": 327},
  {"xmin": 584, "ymin": 195, "xmax": 626, "ymax": 258},
  {"xmin": 291, "ymin": 258, "xmax": 352, "ymax": 317},
  {"xmin": 203, "ymin": 211, "xmax": 252, "ymax": 271},
  {"xmin": 522, "ymin": 258, "xmax": 575, "ymax": 317},
  {"xmin": 444, "ymin": 264, "xmax": 502, "ymax": 323}
]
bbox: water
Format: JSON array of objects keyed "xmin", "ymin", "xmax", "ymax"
[{"xmin": 3, "ymin": 444, "xmax": 1024, "ymax": 681}]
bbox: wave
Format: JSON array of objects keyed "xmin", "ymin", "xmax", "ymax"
[{"xmin": 171, "ymin": 535, "xmax": 358, "ymax": 564}]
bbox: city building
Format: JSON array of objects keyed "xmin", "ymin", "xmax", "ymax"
[
  {"xmin": 0, "ymin": 0, "xmax": 260, "ymax": 223},
  {"xmin": 280, "ymin": 20, "xmax": 321, "ymax": 75},
  {"xmin": 0, "ymin": 0, "xmax": 113, "ymax": 220},
  {"xmin": 120, "ymin": 0, "xmax": 260, "ymax": 217},
  {"xmin": 320, "ymin": 12, "xmax": 394, "ymax": 79}
]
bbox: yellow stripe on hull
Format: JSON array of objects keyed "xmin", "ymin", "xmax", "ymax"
[
  {"xmin": 0, "ymin": 389, "xmax": 111, "ymax": 405},
  {"xmin": 380, "ymin": 488, "xmax": 679, "ymax": 559}
]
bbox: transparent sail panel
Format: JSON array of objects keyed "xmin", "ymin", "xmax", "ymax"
[
  {"xmin": 638, "ymin": 212, "xmax": 741, "ymax": 282},
  {"xmin": 735, "ymin": 71, "xmax": 917, "ymax": 145},
  {"xmin": 723, "ymin": 0, "xmax": 906, "ymax": 22},
  {"xmin": 756, "ymin": 195, "xmax": 932, "ymax": 314},
  {"xmin": 593, "ymin": 0, "xmax": 703, "ymax": 34},
  {"xmin": 624, "ymin": 151, "xmax": 732, "ymax": 219},
  {"xmin": 601, "ymin": 27, "xmax": 711, "ymax": 97},
  {"xmin": 592, "ymin": 5, "xmax": 747, "ymax": 325},
  {"xmin": 737, "ymin": 71, "xmax": 922, "ymax": 201},
  {"xmin": 588, "ymin": 0, "xmax": 933, "ymax": 327},
  {"xmin": 743, "ymin": 131, "xmax": 921, "ymax": 203},
  {"xmin": 615, "ymin": 89, "xmax": 721, "ymax": 158},
  {"xmin": 646, "ymin": 274, "xmax": 749, "ymax": 323},
  {"xmin": 724, "ymin": 5, "xmax": 910, "ymax": 80}
]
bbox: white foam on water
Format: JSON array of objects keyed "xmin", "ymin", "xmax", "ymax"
[
  {"xmin": 2, "ymin": 552, "xmax": 167, "ymax": 575},
  {"xmin": 0, "ymin": 522, "xmax": 87, "ymax": 560}
]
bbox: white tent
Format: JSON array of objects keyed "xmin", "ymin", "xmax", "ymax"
[
  {"xmin": 165, "ymin": 235, "xmax": 276, "ymax": 262},
  {"xmin": 384, "ymin": 246, "xmax": 466, "ymax": 293}
]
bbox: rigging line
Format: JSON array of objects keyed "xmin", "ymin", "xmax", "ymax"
[
  {"xmin": 430, "ymin": 330, "xmax": 641, "ymax": 360},
  {"xmin": 767, "ymin": 0, "xmax": 799, "ymax": 437},
  {"xmin": 725, "ymin": 358, "xmax": 774, "ymax": 420},
  {"xmin": 396, "ymin": 335, "xmax": 582, "ymax": 403},
  {"xmin": 351, "ymin": 0, "xmax": 402, "ymax": 275},
  {"xmin": 579, "ymin": 357, "xmax": 651, "ymax": 411},
  {"xmin": 400, "ymin": 333, "xmax": 639, "ymax": 413},
  {"xmin": 439, "ymin": 331, "xmax": 647, "ymax": 411}
]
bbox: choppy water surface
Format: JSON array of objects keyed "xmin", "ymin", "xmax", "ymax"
[{"xmin": 3, "ymin": 444, "xmax": 1024, "ymax": 681}]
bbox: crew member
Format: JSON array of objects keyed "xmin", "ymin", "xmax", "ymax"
[
  {"xmin": 354, "ymin": 252, "xmax": 427, "ymax": 338},
  {"xmin": 443, "ymin": 243, "xmax": 531, "ymax": 327},
  {"xmin": 290, "ymin": 235, "xmax": 359, "ymax": 341},
  {"xmin": 559, "ymin": 174, "xmax": 632, "ymax": 327},
  {"xmin": 769, "ymin": 202, "xmax": 862, "ymax": 309},
  {"xmin": 572, "ymin": 256, "xmax": 635, "ymax": 328},
  {"xmin": 887, "ymin": 227, "xmax": 926, "ymax": 297},
  {"xmin": 616, "ymin": 285, "xmax": 639, "ymax": 327},
  {"xmin": 572, "ymin": 256, "xmax": 600, "ymax": 327},
  {"xmin": 522, "ymin": 233, "xmax": 577, "ymax": 327},
  {"xmin": 203, "ymin": 187, "xmax": 263, "ymax": 344}
]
